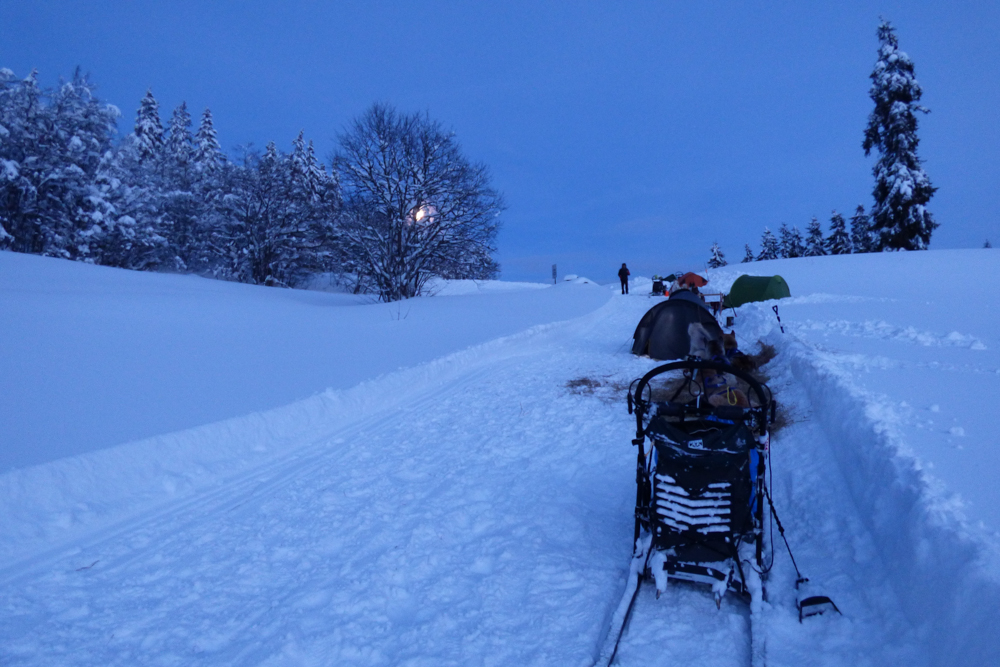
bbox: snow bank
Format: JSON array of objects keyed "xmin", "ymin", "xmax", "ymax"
[
  {"xmin": 563, "ymin": 274, "xmax": 599, "ymax": 285},
  {"xmin": 720, "ymin": 250, "xmax": 1000, "ymax": 665},
  {"xmin": 784, "ymin": 337, "xmax": 1000, "ymax": 666}
]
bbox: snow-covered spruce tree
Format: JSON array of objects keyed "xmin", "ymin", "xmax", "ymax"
[
  {"xmin": 0, "ymin": 68, "xmax": 120, "ymax": 260},
  {"xmin": 863, "ymin": 20, "xmax": 937, "ymax": 250},
  {"xmin": 790, "ymin": 226, "xmax": 804, "ymax": 257},
  {"xmin": 165, "ymin": 102, "xmax": 193, "ymax": 167},
  {"xmin": 160, "ymin": 101, "xmax": 231, "ymax": 273},
  {"xmin": 290, "ymin": 131, "xmax": 332, "ymax": 204},
  {"xmin": 742, "ymin": 243, "xmax": 755, "ymax": 263},
  {"xmin": 0, "ymin": 69, "xmax": 45, "ymax": 251},
  {"xmin": 193, "ymin": 108, "xmax": 224, "ymax": 174},
  {"xmin": 97, "ymin": 91, "xmax": 175, "ymax": 270},
  {"xmin": 307, "ymin": 140, "xmax": 328, "ymax": 187},
  {"xmin": 106, "ymin": 98, "xmax": 215, "ymax": 273},
  {"xmin": 161, "ymin": 102, "xmax": 202, "ymax": 270},
  {"xmin": 189, "ymin": 108, "xmax": 229, "ymax": 272},
  {"xmin": 777, "ymin": 223, "xmax": 790, "ymax": 258},
  {"xmin": 778, "ymin": 223, "xmax": 804, "ymax": 258},
  {"xmin": 0, "ymin": 75, "xmax": 11, "ymax": 243},
  {"xmin": 804, "ymin": 217, "xmax": 826, "ymax": 256},
  {"xmin": 757, "ymin": 227, "xmax": 780, "ymax": 261},
  {"xmin": 334, "ymin": 103, "xmax": 504, "ymax": 301},
  {"xmin": 289, "ymin": 132, "xmax": 342, "ymax": 276},
  {"xmin": 219, "ymin": 140, "xmax": 339, "ymax": 286},
  {"xmin": 98, "ymin": 134, "xmax": 168, "ymax": 269},
  {"xmin": 850, "ymin": 204, "xmax": 874, "ymax": 253},
  {"xmin": 0, "ymin": 73, "xmax": 12, "ymax": 246},
  {"xmin": 133, "ymin": 89, "xmax": 164, "ymax": 163},
  {"xmin": 825, "ymin": 210, "xmax": 852, "ymax": 255},
  {"xmin": 707, "ymin": 241, "xmax": 727, "ymax": 268}
]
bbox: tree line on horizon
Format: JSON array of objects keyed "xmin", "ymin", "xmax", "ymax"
[
  {"xmin": 707, "ymin": 20, "xmax": 940, "ymax": 270},
  {"xmin": 707, "ymin": 206, "xmax": 876, "ymax": 268},
  {"xmin": 0, "ymin": 69, "xmax": 502, "ymax": 301}
]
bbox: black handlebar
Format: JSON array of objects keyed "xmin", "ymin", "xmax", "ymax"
[
  {"xmin": 629, "ymin": 360, "xmax": 771, "ymax": 439},
  {"xmin": 632, "ymin": 359, "xmax": 770, "ymax": 410}
]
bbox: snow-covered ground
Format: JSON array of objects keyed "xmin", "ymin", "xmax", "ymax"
[
  {"xmin": 1, "ymin": 249, "xmax": 998, "ymax": 665},
  {"xmin": 0, "ymin": 252, "xmax": 609, "ymax": 471}
]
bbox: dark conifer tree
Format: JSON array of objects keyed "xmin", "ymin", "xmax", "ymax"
[
  {"xmin": 707, "ymin": 241, "xmax": 727, "ymax": 268},
  {"xmin": 742, "ymin": 243, "xmax": 755, "ymax": 263},
  {"xmin": 779, "ymin": 223, "xmax": 804, "ymax": 258},
  {"xmin": 219, "ymin": 139, "xmax": 339, "ymax": 287},
  {"xmin": 804, "ymin": 217, "xmax": 826, "ymax": 256},
  {"xmin": 133, "ymin": 90, "xmax": 164, "ymax": 163},
  {"xmin": 850, "ymin": 205, "xmax": 874, "ymax": 253},
  {"xmin": 0, "ymin": 68, "xmax": 119, "ymax": 260},
  {"xmin": 826, "ymin": 210, "xmax": 852, "ymax": 255},
  {"xmin": 193, "ymin": 108, "xmax": 223, "ymax": 174},
  {"xmin": 863, "ymin": 20, "xmax": 937, "ymax": 250},
  {"xmin": 165, "ymin": 102, "xmax": 193, "ymax": 167},
  {"xmin": 162, "ymin": 102, "xmax": 201, "ymax": 270},
  {"xmin": 757, "ymin": 228, "xmax": 779, "ymax": 261}
]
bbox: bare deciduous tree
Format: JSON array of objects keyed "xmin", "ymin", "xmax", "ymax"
[{"xmin": 335, "ymin": 103, "xmax": 504, "ymax": 301}]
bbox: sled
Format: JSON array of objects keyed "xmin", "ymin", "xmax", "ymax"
[
  {"xmin": 595, "ymin": 359, "xmax": 840, "ymax": 666},
  {"xmin": 627, "ymin": 359, "xmax": 772, "ymax": 606}
]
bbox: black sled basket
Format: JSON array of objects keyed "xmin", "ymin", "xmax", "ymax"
[{"xmin": 628, "ymin": 360, "xmax": 772, "ymax": 601}]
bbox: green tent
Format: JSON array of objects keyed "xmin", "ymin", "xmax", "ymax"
[{"xmin": 723, "ymin": 275, "xmax": 791, "ymax": 308}]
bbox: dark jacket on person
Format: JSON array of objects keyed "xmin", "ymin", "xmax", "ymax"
[{"xmin": 618, "ymin": 266, "xmax": 630, "ymax": 281}]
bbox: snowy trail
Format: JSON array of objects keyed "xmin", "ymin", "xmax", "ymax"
[
  {"xmin": 0, "ymin": 354, "xmax": 510, "ymax": 579},
  {"xmin": 0, "ymin": 293, "xmax": 926, "ymax": 665},
  {"xmin": 603, "ymin": 317, "xmax": 924, "ymax": 667},
  {"xmin": 2, "ymin": 298, "xmax": 646, "ymax": 665},
  {"xmin": 612, "ymin": 582, "xmax": 751, "ymax": 666}
]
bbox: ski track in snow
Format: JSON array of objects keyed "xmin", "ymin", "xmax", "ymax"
[
  {"xmin": 0, "ymin": 292, "xmax": 936, "ymax": 667},
  {"xmin": 1, "ymin": 299, "xmax": 652, "ymax": 666}
]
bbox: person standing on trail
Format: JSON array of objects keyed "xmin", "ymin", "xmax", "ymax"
[{"xmin": 618, "ymin": 263, "xmax": 631, "ymax": 294}]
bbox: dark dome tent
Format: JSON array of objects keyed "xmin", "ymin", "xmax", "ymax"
[
  {"xmin": 723, "ymin": 275, "xmax": 791, "ymax": 308},
  {"xmin": 631, "ymin": 292, "xmax": 723, "ymax": 360}
]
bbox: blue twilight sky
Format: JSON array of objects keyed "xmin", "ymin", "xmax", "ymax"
[{"xmin": 2, "ymin": 1, "xmax": 998, "ymax": 282}]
